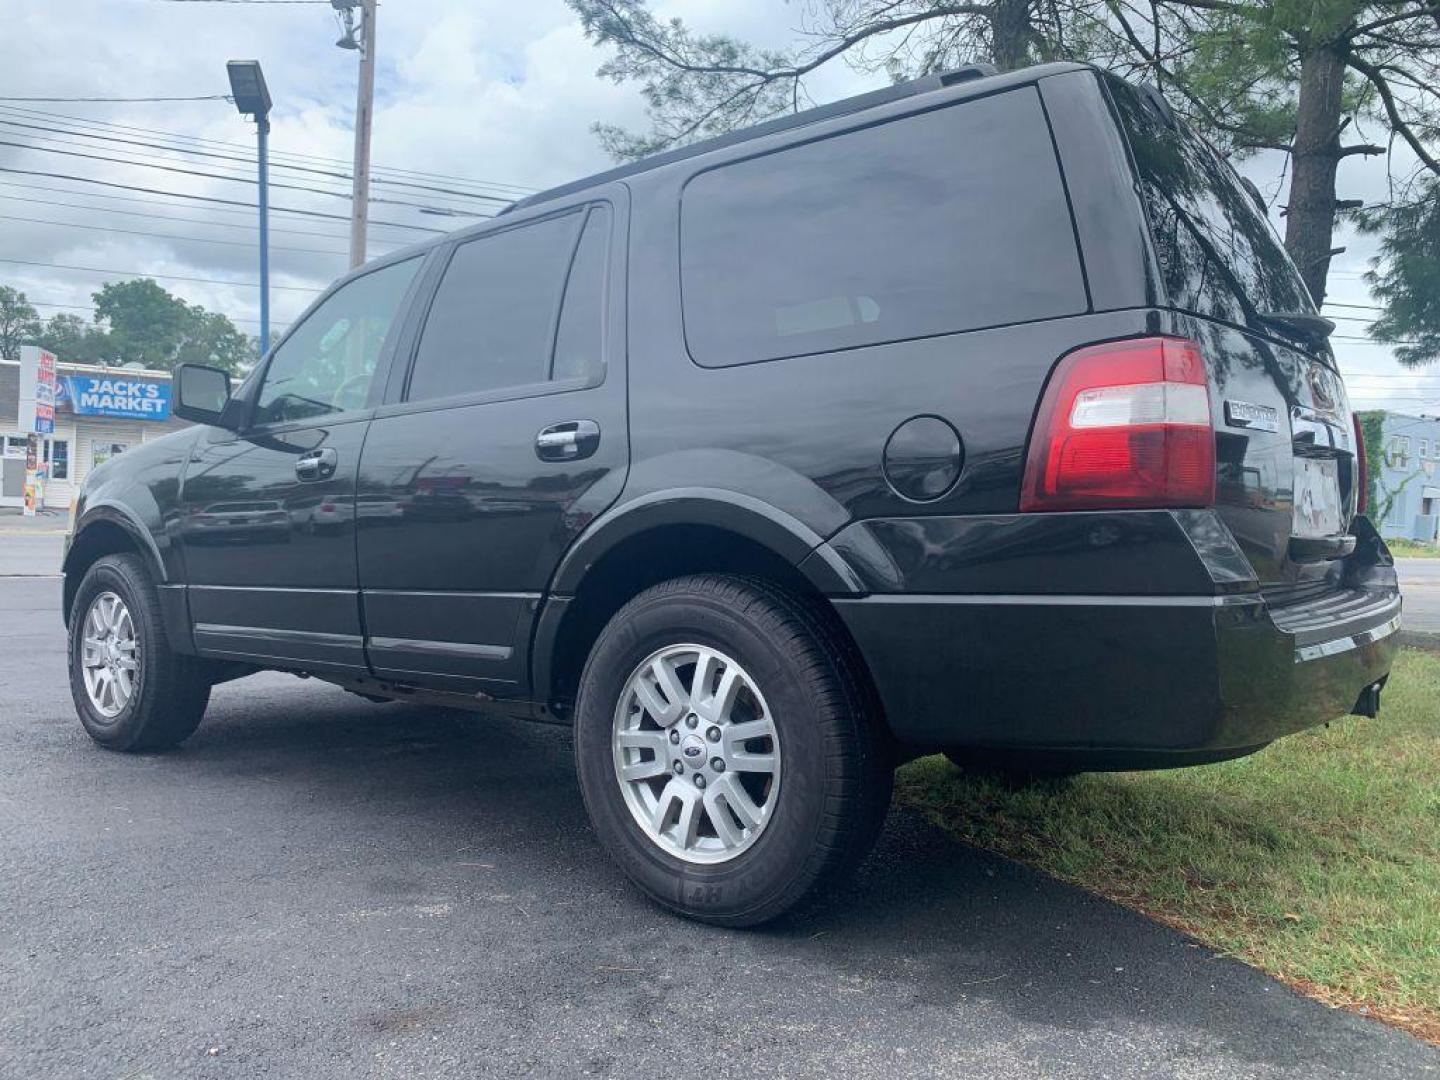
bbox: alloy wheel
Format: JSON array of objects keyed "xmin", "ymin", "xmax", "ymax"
[
  {"xmin": 611, "ymin": 644, "xmax": 781, "ymax": 865},
  {"xmin": 81, "ymin": 591, "xmax": 139, "ymax": 719}
]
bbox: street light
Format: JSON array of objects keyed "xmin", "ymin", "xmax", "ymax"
[{"xmin": 227, "ymin": 60, "xmax": 273, "ymax": 357}]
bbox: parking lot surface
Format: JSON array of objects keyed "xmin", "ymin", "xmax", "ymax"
[{"xmin": 2, "ymin": 574, "xmax": 1436, "ymax": 1078}]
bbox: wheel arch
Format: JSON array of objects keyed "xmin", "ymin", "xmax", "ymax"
[
  {"xmin": 63, "ymin": 506, "xmax": 167, "ymax": 627},
  {"xmin": 549, "ymin": 488, "xmax": 863, "ymax": 597},
  {"xmin": 535, "ymin": 492, "xmax": 873, "ymax": 720}
]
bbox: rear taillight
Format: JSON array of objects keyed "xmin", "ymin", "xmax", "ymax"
[
  {"xmin": 1353, "ymin": 411, "xmax": 1368, "ymax": 515},
  {"xmin": 1020, "ymin": 336, "xmax": 1216, "ymax": 512}
]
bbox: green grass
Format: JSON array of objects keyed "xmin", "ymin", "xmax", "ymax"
[
  {"xmin": 895, "ymin": 649, "xmax": 1440, "ymax": 1043},
  {"xmin": 1388, "ymin": 538, "xmax": 1440, "ymax": 558}
]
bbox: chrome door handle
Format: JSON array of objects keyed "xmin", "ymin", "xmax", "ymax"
[{"xmin": 536, "ymin": 420, "xmax": 600, "ymax": 462}]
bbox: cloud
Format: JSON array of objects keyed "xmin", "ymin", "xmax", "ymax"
[{"xmin": 0, "ymin": 0, "xmax": 1428, "ymax": 410}]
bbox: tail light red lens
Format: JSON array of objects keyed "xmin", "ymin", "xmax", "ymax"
[
  {"xmin": 1352, "ymin": 411, "xmax": 1368, "ymax": 515},
  {"xmin": 1020, "ymin": 336, "xmax": 1216, "ymax": 512}
]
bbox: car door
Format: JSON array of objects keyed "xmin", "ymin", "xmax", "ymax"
[
  {"xmin": 178, "ymin": 255, "xmax": 426, "ymax": 672},
  {"xmin": 356, "ymin": 194, "xmax": 628, "ymax": 697}
]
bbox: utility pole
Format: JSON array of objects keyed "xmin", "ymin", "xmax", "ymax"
[{"xmin": 337, "ymin": 0, "xmax": 377, "ymax": 270}]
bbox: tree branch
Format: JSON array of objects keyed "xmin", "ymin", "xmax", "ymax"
[
  {"xmin": 1346, "ymin": 53, "xmax": 1440, "ymax": 174},
  {"xmin": 1348, "ymin": 3, "xmax": 1440, "ymax": 40},
  {"xmin": 588, "ymin": 0, "xmax": 992, "ymax": 84}
]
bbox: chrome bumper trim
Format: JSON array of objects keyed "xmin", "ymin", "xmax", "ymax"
[{"xmin": 1294, "ymin": 613, "xmax": 1401, "ymax": 664}]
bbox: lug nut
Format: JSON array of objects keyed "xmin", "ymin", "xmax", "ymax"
[
  {"xmin": 706, "ymin": 726, "xmax": 721, "ymax": 743},
  {"xmin": 673, "ymin": 760, "xmax": 684, "ymax": 775},
  {"xmin": 711, "ymin": 757, "xmax": 726, "ymax": 772},
  {"xmin": 669, "ymin": 730, "xmax": 681, "ymax": 745},
  {"xmin": 693, "ymin": 774, "xmax": 706, "ymax": 789},
  {"xmin": 685, "ymin": 713, "xmax": 699, "ymax": 729}
]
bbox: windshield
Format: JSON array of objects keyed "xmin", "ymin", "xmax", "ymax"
[{"xmin": 1104, "ymin": 76, "xmax": 1315, "ymax": 326}]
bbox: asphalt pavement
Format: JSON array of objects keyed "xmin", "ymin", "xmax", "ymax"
[
  {"xmin": 0, "ymin": 524, "xmax": 65, "ymax": 578},
  {"xmin": 2, "ymin": 572, "xmax": 1437, "ymax": 1077},
  {"xmin": 1399, "ymin": 558, "xmax": 1440, "ymax": 634}
]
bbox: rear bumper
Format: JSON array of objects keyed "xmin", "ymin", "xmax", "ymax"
[
  {"xmin": 821, "ymin": 510, "xmax": 1401, "ymax": 769},
  {"xmin": 834, "ymin": 588, "xmax": 1399, "ymax": 767}
]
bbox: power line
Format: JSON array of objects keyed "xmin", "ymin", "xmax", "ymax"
[
  {"xmin": 1342, "ymin": 373, "xmax": 1440, "ymax": 381},
  {"xmin": 26, "ymin": 297, "xmax": 289, "ymax": 331},
  {"xmin": 0, "ymin": 177, "xmax": 432, "ymax": 236},
  {"xmin": 0, "ymin": 94, "xmax": 230, "ymax": 103},
  {"xmin": 0, "ymin": 167, "xmax": 447, "ymax": 234},
  {"xmin": 0, "ymin": 103, "xmax": 536, "ymax": 198},
  {"xmin": 0, "ymin": 192, "xmax": 398, "ymax": 243},
  {"xmin": 0, "ymin": 103, "xmax": 536, "ymax": 196},
  {"xmin": 1336, "ymin": 377, "xmax": 1440, "ymax": 385},
  {"xmin": 0, "ymin": 118, "xmax": 515, "ymax": 207},
  {"xmin": 0, "ymin": 211, "xmax": 365, "ymax": 257},
  {"xmin": 0, "ymin": 256, "xmax": 323, "ymax": 292},
  {"xmin": 0, "ymin": 138, "xmax": 495, "ymax": 217}
]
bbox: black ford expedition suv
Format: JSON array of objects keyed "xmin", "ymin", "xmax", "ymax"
[{"xmin": 63, "ymin": 63, "xmax": 1400, "ymax": 925}]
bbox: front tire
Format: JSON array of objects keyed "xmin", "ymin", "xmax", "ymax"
[
  {"xmin": 575, "ymin": 574, "xmax": 892, "ymax": 926},
  {"xmin": 68, "ymin": 553, "xmax": 212, "ymax": 752}
]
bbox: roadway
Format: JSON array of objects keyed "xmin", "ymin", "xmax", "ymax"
[{"xmin": 0, "ymin": 553, "xmax": 1435, "ymax": 1076}]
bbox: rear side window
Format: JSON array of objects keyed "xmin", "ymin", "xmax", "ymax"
[
  {"xmin": 407, "ymin": 209, "xmax": 596, "ymax": 402},
  {"xmin": 680, "ymin": 87, "xmax": 1087, "ymax": 367},
  {"xmin": 1105, "ymin": 77, "xmax": 1314, "ymax": 321}
]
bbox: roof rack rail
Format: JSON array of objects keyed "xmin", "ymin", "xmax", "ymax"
[
  {"xmin": 938, "ymin": 63, "xmax": 999, "ymax": 85},
  {"xmin": 502, "ymin": 62, "xmax": 1013, "ymax": 215}
]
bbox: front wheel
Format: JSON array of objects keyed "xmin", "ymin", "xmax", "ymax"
[
  {"xmin": 68, "ymin": 553, "xmax": 212, "ymax": 752},
  {"xmin": 574, "ymin": 574, "xmax": 892, "ymax": 926}
]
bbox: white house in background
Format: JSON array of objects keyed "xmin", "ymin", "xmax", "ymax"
[
  {"xmin": 1375, "ymin": 412, "xmax": 1440, "ymax": 543},
  {"xmin": 0, "ymin": 358, "xmax": 188, "ymax": 511}
]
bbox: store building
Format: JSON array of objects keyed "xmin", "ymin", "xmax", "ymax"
[
  {"xmin": 1375, "ymin": 412, "xmax": 1440, "ymax": 543},
  {"xmin": 0, "ymin": 358, "xmax": 188, "ymax": 511}
]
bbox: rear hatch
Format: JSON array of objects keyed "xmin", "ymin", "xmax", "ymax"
[{"xmin": 1105, "ymin": 76, "xmax": 1362, "ymax": 602}]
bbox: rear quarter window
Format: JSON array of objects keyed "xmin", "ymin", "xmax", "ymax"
[
  {"xmin": 679, "ymin": 87, "xmax": 1088, "ymax": 367},
  {"xmin": 1105, "ymin": 77, "xmax": 1314, "ymax": 321}
]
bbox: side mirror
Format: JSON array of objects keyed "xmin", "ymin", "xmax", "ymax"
[{"xmin": 174, "ymin": 364, "xmax": 234, "ymax": 428}]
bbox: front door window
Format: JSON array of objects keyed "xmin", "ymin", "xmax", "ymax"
[{"xmin": 253, "ymin": 257, "xmax": 421, "ymax": 427}]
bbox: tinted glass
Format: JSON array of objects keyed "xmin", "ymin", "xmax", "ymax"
[
  {"xmin": 254, "ymin": 257, "xmax": 419, "ymax": 426},
  {"xmin": 552, "ymin": 206, "xmax": 610, "ymax": 382},
  {"xmin": 1106, "ymin": 77, "xmax": 1314, "ymax": 322},
  {"xmin": 680, "ymin": 88, "xmax": 1087, "ymax": 367},
  {"xmin": 408, "ymin": 212, "xmax": 581, "ymax": 402}
]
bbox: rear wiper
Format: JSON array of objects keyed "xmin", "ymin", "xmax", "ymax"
[{"xmin": 1257, "ymin": 310, "xmax": 1336, "ymax": 345}]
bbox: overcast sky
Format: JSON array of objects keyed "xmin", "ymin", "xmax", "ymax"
[{"xmin": 0, "ymin": 0, "xmax": 1435, "ymax": 412}]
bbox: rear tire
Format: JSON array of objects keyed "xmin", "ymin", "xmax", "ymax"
[
  {"xmin": 575, "ymin": 574, "xmax": 892, "ymax": 926},
  {"xmin": 68, "ymin": 553, "xmax": 212, "ymax": 752}
]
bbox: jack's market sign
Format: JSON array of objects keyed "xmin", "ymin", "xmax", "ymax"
[{"xmin": 58, "ymin": 375, "xmax": 171, "ymax": 422}]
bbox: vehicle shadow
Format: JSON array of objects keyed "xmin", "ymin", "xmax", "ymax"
[{"xmin": 154, "ymin": 678, "xmax": 1429, "ymax": 1076}]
